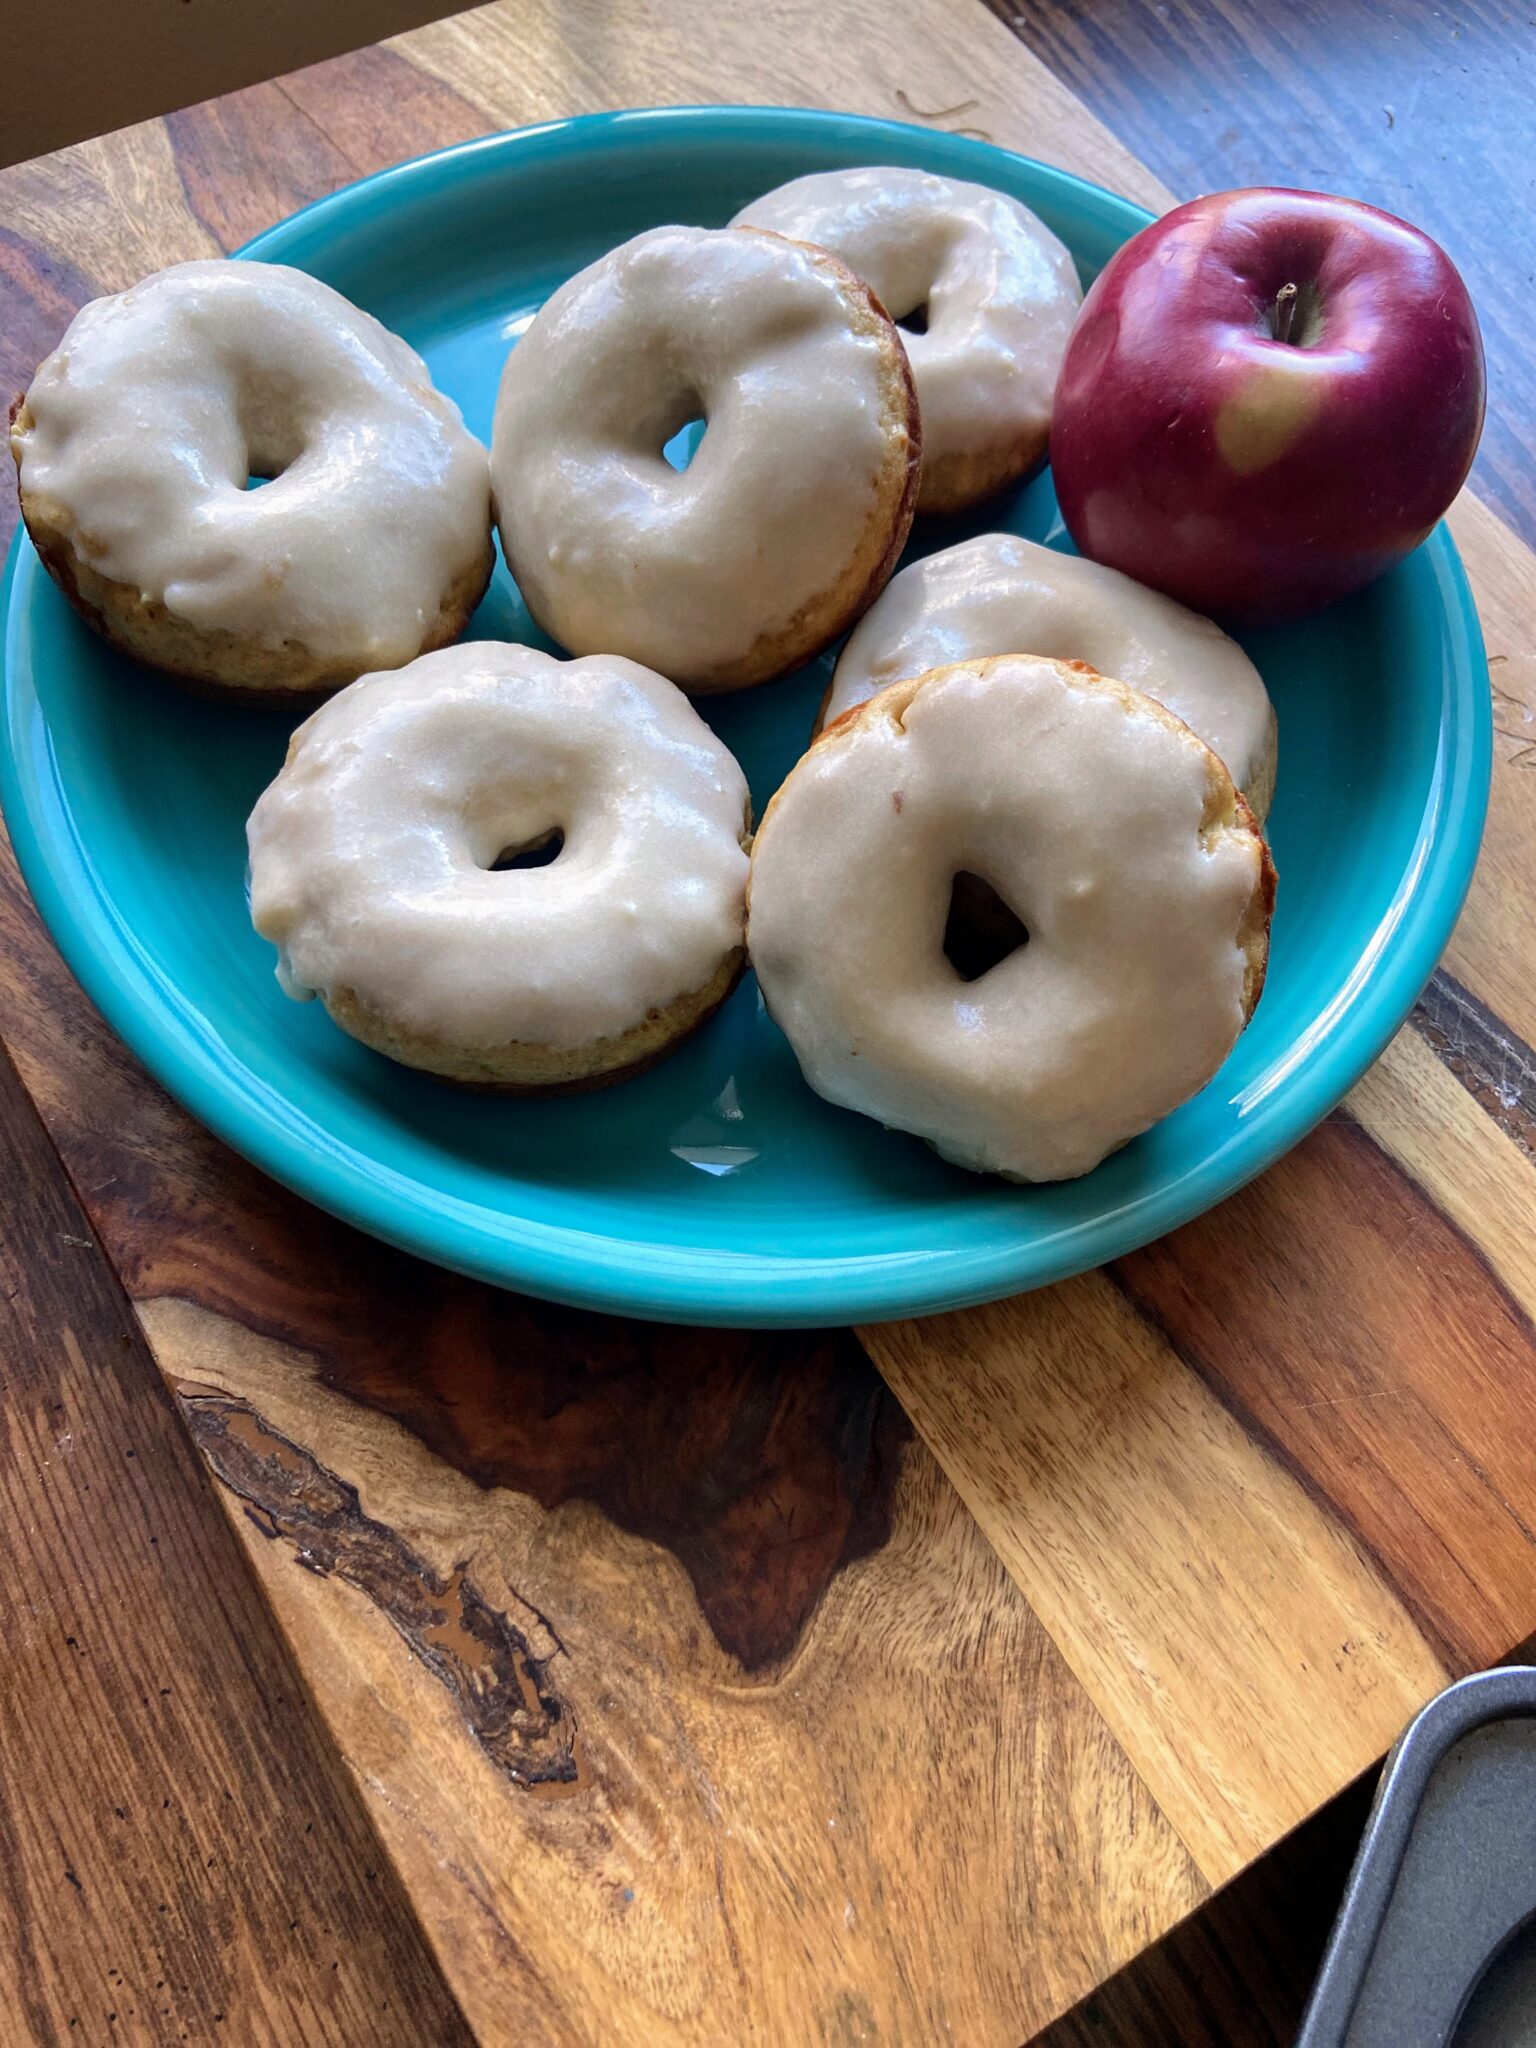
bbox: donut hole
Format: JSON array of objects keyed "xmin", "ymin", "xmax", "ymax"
[
  {"xmin": 490, "ymin": 828, "xmax": 565, "ymax": 872},
  {"xmin": 243, "ymin": 450, "xmax": 296, "ymax": 490},
  {"xmin": 241, "ymin": 399, "xmax": 306, "ymax": 490},
  {"xmin": 943, "ymin": 871, "xmax": 1028, "ymax": 982},
  {"xmin": 662, "ymin": 416, "xmax": 708, "ymax": 473},
  {"xmin": 895, "ymin": 303, "xmax": 930, "ymax": 337},
  {"xmin": 243, "ymin": 441, "xmax": 300, "ymax": 488}
]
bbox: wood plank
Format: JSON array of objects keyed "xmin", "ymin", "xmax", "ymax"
[
  {"xmin": 1441, "ymin": 491, "xmax": 1536, "ymax": 1042},
  {"xmin": 1, "ymin": 0, "xmax": 1533, "ymax": 2039},
  {"xmin": 1119, "ymin": 1114, "xmax": 1536, "ymax": 1665},
  {"xmin": 0, "ymin": 1043, "xmax": 471, "ymax": 2043},
  {"xmin": 1355, "ymin": 1002, "xmax": 1536, "ymax": 1304}
]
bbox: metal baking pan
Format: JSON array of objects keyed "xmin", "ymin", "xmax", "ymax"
[{"xmin": 1299, "ymin": 1665, "xmax": 1536, "ymax": 2046}]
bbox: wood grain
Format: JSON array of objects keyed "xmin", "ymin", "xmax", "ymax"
[
  {"xmin": 0, "ymin": 0, "xmax": 1532, "ymax": 2042},
  {"xmin": 1439, "ymin": 492, "xmax": 1536, "ymax": 1046},
  {"xmin": 143, "ymin": 1296, "xmax": 1199, "ymax": 2046},
  {"xmin": 1119, "ymin": 1117, "xmax": 1536, "ymax": 1667},
  {"xmin": 0, "ymin": 1041, "xmax": 470, "ymax": 2043},
  {"xmin": 1039, "ymin": 1770, "xmax": 1379, "ymax": 2048},
  {"xmin": 871, "ymin": 1268, "xmax": 1448, "ymax": 1885},
  {"xmin": 1354, "ymin": 1009, "xmax": 1536, "ymax": 1307}
]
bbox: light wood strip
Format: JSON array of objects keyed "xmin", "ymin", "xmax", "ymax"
[
  {"xmin": 1113, "ymin": 1119, "xmax": 1536, "ymax": 1675},
  {"xmin": 1444, "ymin": 492, "xmax": 1536, "ymax": 1043},
  {"xmin": 864, "ymin": 1277, "xmax": 1448, "ymax": 1885},
  {"xmin": 1353, "ymin": 1021, "xmax": 1536, "ymax": 1315},
  {"xmin": 396, "ymin": 0, "xmax": 1170, "ymax": 210},
  {"xmin": 1, "ymin": 123, "xmax": 218, "ymax": 283}
]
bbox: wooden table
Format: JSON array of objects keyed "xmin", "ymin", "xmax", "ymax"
[{"xmin": 2, "ymin": 3, "xmax": 1532, "ymax": 2041}]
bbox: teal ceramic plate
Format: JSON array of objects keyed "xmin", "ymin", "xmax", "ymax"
[{"xmin": 0, "ymin": 107, "xmax": 1491, "ymax": 1326}]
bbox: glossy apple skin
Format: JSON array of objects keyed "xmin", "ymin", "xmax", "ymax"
[{"xmin": 1050, "ymin": 188, "xmax": 1485, "ymax": 620}]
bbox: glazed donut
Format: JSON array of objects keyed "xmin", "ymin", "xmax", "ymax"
[
  {"xmin": 825, "ymin": 534, "xmax": 1278, "ymax": 815},
  {"xmin": 490, "ymin": 224, "xmax": 920, "ymax": 692},
  {"xmin": 733, "ymin": 167, "xmax": 1081, "ymax": 514},
  {"xmin": 11, "ymin": 260, "xmax": 493, "ymax": 700},
  {"xmin": 247, "ymin": 642, "xmax": 752, "ymax": 1090},
  {"xmin": 748, "ymin": 654, "xmax": 1274, "ymax": 1181}
]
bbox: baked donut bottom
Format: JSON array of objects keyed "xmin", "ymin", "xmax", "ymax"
[
  {"xmin": 1241, "ymin": 704, "xmax": 1280, "ymax": 823},
  {"xmin": 322, "ymin": 945, "xmax": 748, "ymax": 1093},
  {"xmin": 916, "ymin": 432, "xmax": 1048, "ymax": 519},
  {"xmin": 11, "ymin": 400, "xmax": 495, "ymax": 705}
]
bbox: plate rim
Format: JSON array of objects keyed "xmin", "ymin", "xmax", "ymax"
[{"xmin": 0, "ymin": 103, "xmax": 1494, "ymax": 1326}]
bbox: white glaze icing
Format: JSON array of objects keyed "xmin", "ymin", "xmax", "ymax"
[
  {"xmin": 247, "ymin": 642, "xmax": 751, "ymax": 1051},
  {"xmin": 490, "ymin": 225, "xmax": 907, "ymax": 688},
  {"xmin": 828, "ymin": 534, "xmax": 1276, "ymax": 802},
  {"xmin": 748, "ymin": 655, "xmax": 1266, "ymax": 1181},
  {"xmin": 733, "ymin": 166, "xmax": 1081, "ymax": 502},
  {"xmin": 14, "ymin": 259, "xmax": 490, "ymax": 665}
]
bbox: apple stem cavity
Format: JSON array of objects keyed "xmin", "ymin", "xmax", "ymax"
[{"xmin": 1272, "ymin": 281, "xmax": 1300, "ymax": 345}]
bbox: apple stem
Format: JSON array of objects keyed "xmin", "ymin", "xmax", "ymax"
[{"xmin": 1272, "ymin": 281, "xmax": 1300, "ymax": 345}]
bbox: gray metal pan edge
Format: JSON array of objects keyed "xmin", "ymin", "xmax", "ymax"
[{"xmin": 1299, "ymin": 1665, "xmax": 1536, "ymax": 2048}]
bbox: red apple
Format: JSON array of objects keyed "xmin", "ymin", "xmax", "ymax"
[{"xmin": 1049, "ymin": 188, "xmax": 1485, "ymax": 620}]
